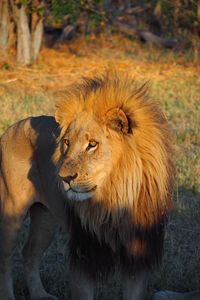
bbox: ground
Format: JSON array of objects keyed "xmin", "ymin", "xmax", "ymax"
[{"xmin": 0, "ymin": 35, "xmax": 200, "ymax": 300}]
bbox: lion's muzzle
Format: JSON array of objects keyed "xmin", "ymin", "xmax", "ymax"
[{"xmin": 59, "ymin": 174, "xmax": 97, "ymax": 202}]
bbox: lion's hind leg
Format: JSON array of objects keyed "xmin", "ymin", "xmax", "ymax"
[
  {"xmin": 0, "ymin": 214, "xmax": 18, "ymax": 300},
  {"xmin": 22, "ymin": 203, "xmax": 60, "ymax": 300},
  {"xmin": 0, "ymin": 194, "xmax": 30, "ymax": 300}
]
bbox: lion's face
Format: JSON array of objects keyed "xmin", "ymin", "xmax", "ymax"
[{"xmin": 57, "ymin": 112, "xmax": 121, "ymax": 202}]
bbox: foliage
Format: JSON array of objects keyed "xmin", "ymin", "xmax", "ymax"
[
  {"xmin": 159, "ymin": 0, "xmax": 200, "ymax": 34},
  {"xmin": 51, "ymin": 0, "xmax": 76, "ymax": 22},
  {"xmin": 47, "ymin": 0, "xmax": 200, "ymax": 36}
]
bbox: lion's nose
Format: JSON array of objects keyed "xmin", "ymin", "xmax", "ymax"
[{"xmin": 62, "ymin": 173, "xmax": 78, "ymax": 184}]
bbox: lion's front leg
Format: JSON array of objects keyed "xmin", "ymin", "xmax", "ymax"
[
  {"xmin": 122, "ymin": 270, "xmax": 149, "ymax": 300},
  {"xmin": 0, "ymin": 218, "xmax": 16, "ymax": 300},
  {"xmin": 70, "ymin": 268, "xmax": 94, "ymax": 300}
]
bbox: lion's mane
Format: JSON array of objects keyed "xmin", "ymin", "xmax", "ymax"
[{"xmin": 55, "ymin": 72, "xmax": 174, "ymax": 277}]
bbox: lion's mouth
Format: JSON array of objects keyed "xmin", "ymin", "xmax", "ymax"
[
  {"xmin": 62, "ymin": 181, "xmax": 97, "ymax": 193},
  {"xmin": 61, "ymin": 180, "xmax": 96, "ymax": 202}
]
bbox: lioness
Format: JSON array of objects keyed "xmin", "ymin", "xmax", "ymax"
[{"xmin": 0, "ymin": 73, "xmax": 175, "ymax": 300}]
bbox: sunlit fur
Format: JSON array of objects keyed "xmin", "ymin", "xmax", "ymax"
[{"xmin": 54, "ymin": 71, "xmax": 174, "ymax": 245}]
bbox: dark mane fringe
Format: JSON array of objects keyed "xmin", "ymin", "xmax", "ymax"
[{"xmin": 66, "ymin": 202, "xmax": 166, "ymax": 279}]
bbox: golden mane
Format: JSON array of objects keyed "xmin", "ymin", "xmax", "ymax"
[{"xmin": 55, "ymin": 72, "xmax": 174, "ymax": 232}]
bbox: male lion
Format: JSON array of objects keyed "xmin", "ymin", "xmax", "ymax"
[{"xmin": 0, "ymin": 73, "xmax": 174, "ymax": 300}]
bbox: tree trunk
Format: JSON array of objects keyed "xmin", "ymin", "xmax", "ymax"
[
  {"xmin": 17, "ymin": 5, "xmax": 31, "ymax": 65},
  {"xmin": 31, "ymin": 0, "xmax": 44, "ymax": 62},
  {"xmin": 103, "ymin": 0, "xmax": 112, "ymax": 37},
  {"xmin": 173, "ymin": 0, "xmax": 181, "ymax": 33},
  {"xmin": 9, "ymin": 0, "xmax": 44, "ymax": 65},
  {"xmin": 10, "ymin": 1, "xmax": 31, "ymax": 65},
  {"xmin": 0, "ymin": 0, "xmax": 9, "ymax": 50}
]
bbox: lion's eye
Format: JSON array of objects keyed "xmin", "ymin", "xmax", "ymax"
[
  {"xmin": 86, "ymin": 140, "xmax": 98, "ymax": 152},
  {"xmin": 63, "ymin": 139, "xmax": 69, "ymax": 147}
]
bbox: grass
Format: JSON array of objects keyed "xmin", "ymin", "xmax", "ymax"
[
  {"xmin": 0, "ymin": 36, "xmax": 200, "ymax": 299},
  {"xmin": 0, "ymin": 93, "xmax": 54, "ymax": 133},
  {"xmin": 151, "ymin": 78, "xmax": 200, "ymax": 193}
]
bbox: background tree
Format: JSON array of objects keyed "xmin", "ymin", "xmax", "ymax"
[
  {"xmin": 0, "ymin": 0, "xmax": 44, "ymax": 65},
  {"xmin": 0, "ymin": 0, "xmax": 10, "ymax": 50}
]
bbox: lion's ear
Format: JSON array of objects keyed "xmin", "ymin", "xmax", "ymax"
[
  {"xmin": 106, "ymin": 108, "xmax": 129, "ymax": 134},
  {"xmin": 55, "ymin": 107, "xmax": 62, "ymax": 124}
]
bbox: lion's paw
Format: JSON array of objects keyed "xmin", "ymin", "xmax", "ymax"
[
  {"xmin": 38, "ymin": 298, "xmax": 60, "ymax": 300},
  {"xmin": 152, "ymin": 291, "xmax": 176, "ymax": 300},
  {"xmin": 31, "ymin": 294, "xmax": 60, "ymax": 300}
]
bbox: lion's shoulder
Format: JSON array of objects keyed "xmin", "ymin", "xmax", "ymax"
[
  {"xmin": 28, "ymin": 116, "xmax": 60, "ymax": 160},
  {"xmin": 28, "ymin": 115, "xmax": 60, "ymax": 145}
]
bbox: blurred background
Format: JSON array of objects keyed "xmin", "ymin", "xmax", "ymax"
[
  {"xmin": 0, "ymin": 1, "xmax": 200, "ymax": 299},
  {"xmin": 1, "ymin": 0, "xmax": 200, "ymax": 64}
]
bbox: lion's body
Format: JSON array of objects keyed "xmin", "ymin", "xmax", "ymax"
[
  {"xmin": 0, "ymin": 73, "xmax": 175, "ymax": 300},
  {"xmin": 0, "ymin": 116, "xmax": 65, "ymax": 300}
]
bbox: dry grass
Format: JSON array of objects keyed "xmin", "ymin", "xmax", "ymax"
[{"xmin": 0, "ymin": 36, "xmax": 200, "ymax": 299}]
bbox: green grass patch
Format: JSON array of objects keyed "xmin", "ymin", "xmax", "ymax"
[
  {"xmin": 151, "ymin": 78, "xmax": 200, "ymax": 193},
  {"xmin": 0, "ymin": 93, "xmax": 54, "ymax": 134}
]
